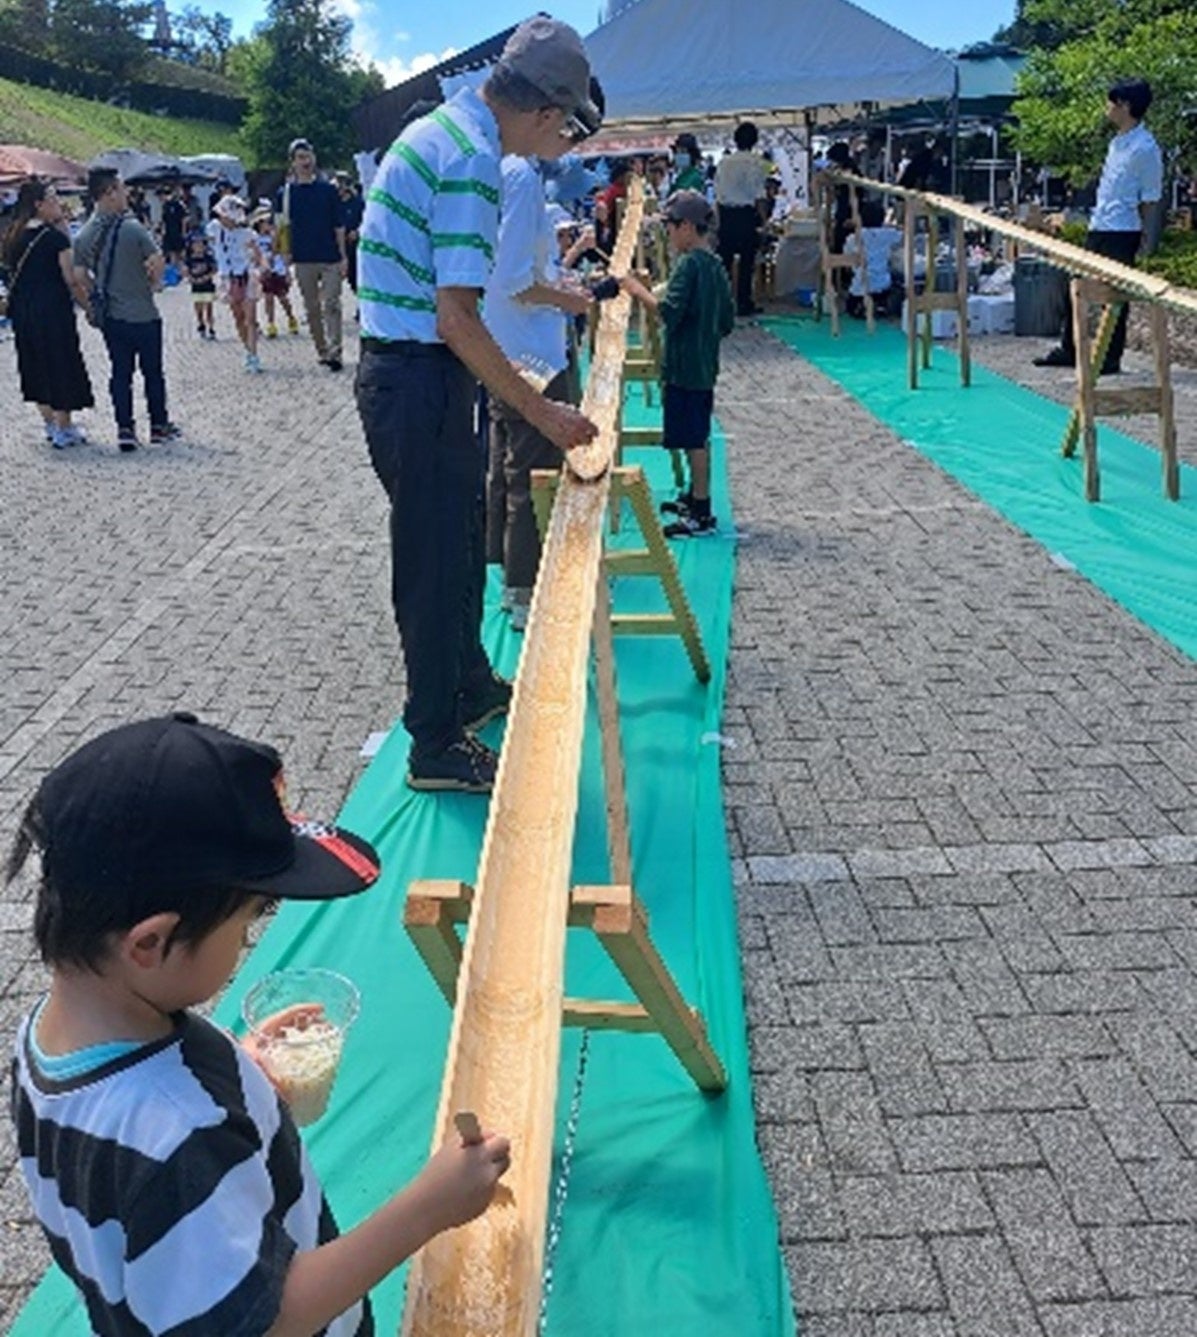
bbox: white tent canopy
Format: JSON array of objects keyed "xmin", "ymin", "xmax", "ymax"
[{"xmin": 585, "ymin": 0, "xmax": 957, "ymax": 130}]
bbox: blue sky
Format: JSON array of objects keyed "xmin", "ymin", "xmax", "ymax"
[{"xmin": 210, "ymin": 1, "xmax": 1017, "ymax": 87}]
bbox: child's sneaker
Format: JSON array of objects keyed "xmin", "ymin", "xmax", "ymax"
[
  {"xmin": 150, "ymin": 422, "xmax": 183, "ymax": 445},
  {"xmin": 245, "ymin": 352, "xmax": 263, "ymax": 374},
  {"xmin": 663, "ymin": 513, "xmax": 717, "ymax": 539},
  {"xmin": 288, "ymin": 317, "xmax": 300, "ymax": 335},
  {"xmin": 196, "ymin": 324, "xmax": 206, "ymax": 338},
  {"xmin": 205, "ymin": 327, "xmax": 216, "ymax": 340},
  {"xmin": 49, "ymin": 425, "xmax": 76, "ymax": 450},
  {"xmin": 660, "ymin": 492, "xmax": 693, "ymax": 517},
  {"xmin": 117, "ymin": 429, "xmax": 139, "ymax": 453},
  {"xmin": 266, "ymin": 323, "xmax": 278, "ymax": 339}
]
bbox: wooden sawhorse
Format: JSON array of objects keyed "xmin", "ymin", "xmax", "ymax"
[
  {"xmin": 1061, "ymin": 278, "xmax": 1178, "ymax": 502},
  {"xmin": 902, "ymin": 199, "xmax": 971, "ymax": 389}
]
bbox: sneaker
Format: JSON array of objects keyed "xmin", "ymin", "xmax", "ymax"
[
  {"xmin": 659, "ymin": 492, "xmax": 693, "ymax": 517},
  {"xmin": 150, "ymin": 422, "xmax": 183, "ymax": 445},
  {"xmin": 117, "ymin": 429, "xmax": 139, "ymax": 453},
  {"xmin": 265, "ymin": 323, "xmax": 279, "ymax": 339},
  {"xmin": 408, "ymin": 736, "xmax": 498, "ymax": 793},
  {"xmin": 197, "ymin": 324, "xmax": 207, "ymax": 338},
  {"xmin": 206, "ymin": 327, "xmax": 216, "ymax": 341},
  {"xmin": 663, "ymin": 513, "xmax": 717, "ymax": 539},
  {"xmin": 326, "ymin": 357, "xmax": 344, "ymax": 372},
  {"xmin": 245, "ymin": 352, "xmax": 263, "ymax": 374},
  {"xmin": 288, "ymin": 317, "xmax": 300, "ymax": 335},
  {"xmin": 460, "ymin": 671, "xmax": 513, "ymax": 732},
  {"xmin": 49, "ymin": 426, "xmax": 76, "ymax": 450},
  {"xmin": 509, "ymin": 602, "xmax": 529, "ymax": 632},
  {"xmin": 1032, "ymin": 347, "xmax": 1074, "ymax": 368}
]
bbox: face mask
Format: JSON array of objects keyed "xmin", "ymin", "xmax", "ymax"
[{"xmin": 675, "ymin": 152, "xmax": 692, "ymax": 170}]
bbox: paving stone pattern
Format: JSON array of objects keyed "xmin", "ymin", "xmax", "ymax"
[
  {"xmin": 722, "ymin": 322, "xmax": 1197, "ymax": 1336},
  {"xmin": 2, "ymin": 294, "xmax": 1197, "ymax": 1334}
]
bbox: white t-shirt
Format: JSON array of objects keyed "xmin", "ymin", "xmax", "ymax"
[
  {"xmin": 845, "ymin": 226, "xmax": 903, "ymax": 296},
  {"xmin": 212, "ymin": 222, "xmax": 257, "ymax": 277},
  {"xmin": 483, "ymin": 155, "xmax": 569, "ymax": 379},
  {"xmin": 1090, "ymin": 123, "xmax": 1162, "ymax": 233},
  {"xmin": 715, "ymin": 150, "xmax": 769, "ymax": 207}
]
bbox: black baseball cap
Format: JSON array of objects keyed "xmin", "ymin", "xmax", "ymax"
[{"xmin": 36, "ymin": 713, "xmax": 380, "ymax": 903}]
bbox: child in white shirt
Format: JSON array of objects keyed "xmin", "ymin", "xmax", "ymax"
[{"xmin": 212, "ymin": 195, "xmax": 264, "ymax": 372}]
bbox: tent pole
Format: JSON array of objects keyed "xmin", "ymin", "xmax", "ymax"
[{"xmin": 948, "ymin": 65, "xmax": 961, "ymax": 197}]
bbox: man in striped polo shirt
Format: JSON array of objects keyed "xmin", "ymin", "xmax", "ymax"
[{"xmin": 356, "ymin": 16, "xmax": 601, "ymax": 795}]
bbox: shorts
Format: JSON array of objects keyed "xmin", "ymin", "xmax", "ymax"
[
  {"xmin": 226, "ymin": 272, "xmax": 260, "ymax": 302},
  {"xmin": 662, "ymin": 383, "xmax": 714, "ymax": 451},
  {"xmin": 261, "ymin": 270, "xmax": 290, "ymax": 297},
  {"xmin": 190, "ymin": 281, "xmax": 215, "ymax": 304}
]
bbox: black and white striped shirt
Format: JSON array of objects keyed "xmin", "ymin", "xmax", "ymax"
[{"xmin": 12, "ymin": 1010, "xmax": 372, "ymax": 1336}]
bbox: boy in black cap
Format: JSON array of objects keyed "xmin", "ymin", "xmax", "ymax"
[
  {"xmin": 8, "ymin": 712, "xmax": 510, "ymax": 1336},
  {"xmin": 622, "ymin": 190, "xmax": 734, "ymax": 537}
]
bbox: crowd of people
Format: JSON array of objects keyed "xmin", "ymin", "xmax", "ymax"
[{"xmin": 0, "ymin": 150, "xmax": 368, "ymax": 449}]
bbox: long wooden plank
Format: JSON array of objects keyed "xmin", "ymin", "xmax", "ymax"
[
  {"xmin": 399, "ymin": 186, "xmax": 645, "ymax": 1337},
  {"xmin": 830, "ymin": 169, "xmax": 1197, "ymax": 321}
]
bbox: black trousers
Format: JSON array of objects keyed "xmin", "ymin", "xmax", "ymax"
[
  {"xmin": 101, "ymin": 316, "xmax": 167, "ymax": 431},
  {"xmin": 355, "ymin": 344, "xmax": 492, "ymax": 758},
  {"xmin": 1060, "ymin": 229, "xmax": 1140, "ymax": 368},
  {"xmin": 717, "ymin": 204, "xmax": 759, "ymax": 314}
]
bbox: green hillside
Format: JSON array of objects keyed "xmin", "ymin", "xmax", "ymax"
[{"xmin": 0, "ymin": 75, "xmax": 244, "ymax": 164}]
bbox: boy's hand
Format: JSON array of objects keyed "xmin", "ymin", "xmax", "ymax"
[
  {"xmin": 418, "ymin": 1131, "xmax": 512, "ymax": 1232},
  {"xmin": 241, "ymin": 1003, "xmax": 325, "ymax": 1078},
  {"xmin": 531, "ymin": 399, "xmax": 599, "ymax": 454},
  {"xmin": 555, "ymin": 287, "xmax": 593, "ymax": 316}
]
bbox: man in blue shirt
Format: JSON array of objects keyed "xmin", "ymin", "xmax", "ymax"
[
  {"xmin": 1034, "ymin": 78, "xmax": 1162, "ymax": 376},
  {"xmin": 278, "ymin": 138, "xmax": 347, "ymax": 371}
]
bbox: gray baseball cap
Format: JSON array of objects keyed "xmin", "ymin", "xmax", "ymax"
[
  {"xmin": 500, "ymin": 17, "xmax": 596, "ymax": 120},
  {"xmin": 663, "ymin": 189, "xmax": 713, "ymax": 227}
]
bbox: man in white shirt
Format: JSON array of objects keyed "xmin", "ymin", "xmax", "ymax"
[
  {"xmin": 1035, "ymin": 77, "xmax": 1162, "ymax": 375},
  {"xmin": 715, "ymin": 121, "xmax": 769, "ymax": 316},
  {"xmin": 483, "ymin": 154, "xmax": 593, "ymax": 629}
]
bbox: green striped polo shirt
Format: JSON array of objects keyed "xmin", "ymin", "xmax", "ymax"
[{"xmin": 359, "ymin": 85, "xmax": 502, "ymax": 343}]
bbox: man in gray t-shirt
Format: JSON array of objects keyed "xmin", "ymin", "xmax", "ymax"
[{"xmin": 74, "ymin": 169, "xmax": 179, "ymax": 451}]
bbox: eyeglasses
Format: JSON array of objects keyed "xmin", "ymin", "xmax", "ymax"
[{"xmin": 557, "ymin": 103, "xmax": 603, "ymax": 145}]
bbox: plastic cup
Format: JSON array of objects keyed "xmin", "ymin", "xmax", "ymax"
[{"xmin": 242, "ymin": 968, "xmax": 360, "ymax": 1126}]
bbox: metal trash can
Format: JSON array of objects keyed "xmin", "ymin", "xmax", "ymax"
[{"xmin": 1014, "ymin": 257, "xmax": 1070, "ymax": 336}]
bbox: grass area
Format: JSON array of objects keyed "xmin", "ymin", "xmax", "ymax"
[{"xmin": 0, "ymin": 75, "xmax": 244, "ymax": 164}]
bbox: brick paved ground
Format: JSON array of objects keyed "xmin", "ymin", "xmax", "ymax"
[
  {"xmin": 2, "ymin": 292, "xmax": 1197, "ymax": 1334},
  {"xmin": 721, "ymin": 322, "xmax": 1197, "ymax": 1337}
]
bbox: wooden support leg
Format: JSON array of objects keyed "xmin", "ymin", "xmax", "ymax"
[
  {"xmin": 591, "ymin": 570, "xmax": 633, "ymax": 886},
  {"xmin": 571, "ymin": 885, "xmax": 726, "ymax": 1092},
  {"xmin": 616, "ymin": 467, "xmax": 711, "ymax": 683},
  {"xmin": 403, "ymin": 880, "xmax": 474, "ymax": 1006},
  {"xmin": 904, "ymin": 204, "xmax": 918, "ymax": 389},
  {"xmin": 1152, "ymin": 305, "xmax": 1180, "ymax": 500},
  {"xmin": 955, "ymin": 214, "xmax": 971, "ymax": 388},
  {"xmin": 1072, "ymin": 280, "xmax": 1101, "ymax": 502}
]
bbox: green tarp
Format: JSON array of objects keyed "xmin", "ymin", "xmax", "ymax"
[
  {"xmin": 765, "ymin": 315, "xmax": 1197, "ymax": 662},
  {"xmin": 11, "ymin": 406, "xmax": 794, "ymax": 1335}
]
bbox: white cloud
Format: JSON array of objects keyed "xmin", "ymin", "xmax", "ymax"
[
  {"xmin": 329, "ymin": 0, "xmax": 363, "ymax": 18},
  {"xmin": 394, "ymin": 30, "xmax": 412, "ymax": 43},
  {"xmin": 355, "ymin": 47, "xmax": 458, "ymax": 88}
]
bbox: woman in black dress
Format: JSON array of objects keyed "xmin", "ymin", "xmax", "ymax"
[{"xmin": 2, "ymin": 179, "xmax": 94, "ymax": 448}]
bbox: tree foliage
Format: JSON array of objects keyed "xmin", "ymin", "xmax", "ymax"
[
  {"xmin": 0, "ymin": 0, "xmax": 152, "ymax": 80},
  {"xmin": 173, "ymin": 5, "xmax": 233, "ymax": 74},
  {"xmin": 240, "ymin": 0, "xmax": 381, "ymax": 168},
  {"xmin": 1009, "ymin": 0, "xmax": 1197, "ymax": 182}
]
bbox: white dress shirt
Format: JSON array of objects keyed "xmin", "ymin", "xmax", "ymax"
[{"xmin": 1090, "ymin": 123, "xmax": 1162, "ymax": 233}]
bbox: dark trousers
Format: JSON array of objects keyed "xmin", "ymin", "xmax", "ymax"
[
  {"xmin": 487, "ymin": 365, "xmax": 575, "ymax": 591},
  {"xmin": 101, "ymin": 317, "xmax": 167, "ymax": 431},
  {"xmin": 355, "ymin": 345, "xmax": 492, "ymax": 758},
  {"xmin": 1060, "ymin": 230, "xmax": 1140, "ymax": 368},
  {"xmin": 717, "ymin": 204, "xmax": 759, "ymax": 314}
]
